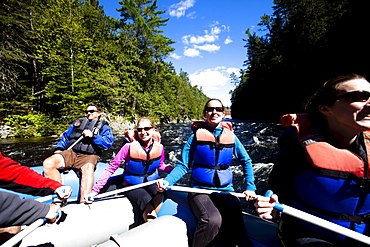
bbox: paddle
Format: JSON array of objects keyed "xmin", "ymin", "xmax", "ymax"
[
  {"xmin": 87, "ymin": 179, "xmax": 161, "ymax": 201},
  {"xmin": 37, "ymin": 179, "xmax": 160, "ymax": 204},
  {"xmin": 35, "ymin": 194, "xmax": 57, "ymax": 203},
  {"xmin": 67, "ymin": 135, "xmax": 84, "ymax": 150},
  {"xmin": 35, "ymin": 187, "xmax": 71, "ymax": 203},
  {"xmin": 1, "ymin": 212, "xmax": 60, "ymax": 247},
  {"xmin": 264, "ymin": 190, "xmax": 370, "ymax": 245},
  {"xmin": 166, "ymin": 185, "xmax": 246, "ymax": 198}
]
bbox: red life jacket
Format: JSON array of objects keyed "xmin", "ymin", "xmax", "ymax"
[
  {"xmin": 280, "ymin": 113, "xmax": 370, "ymax": 240},
  {"xmin": 122, "ymin": 129, "xmax": 162, "ymax": 184},
  {"xmin": 124, "ymin": 140, "xmax": 163, "ymax": 185},
  {"xmin": 281, "ymin": 114, "xmax": 370, "ymax": 177}
]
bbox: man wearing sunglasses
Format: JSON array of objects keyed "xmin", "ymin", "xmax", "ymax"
[{"xmin": 43, "ymin": 104, "xmax": 114, "ymax": 203}]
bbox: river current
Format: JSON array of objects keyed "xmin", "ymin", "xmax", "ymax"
[{"xmin": 0, "ymin": 120, "xmax": 284, "ymax": 198}]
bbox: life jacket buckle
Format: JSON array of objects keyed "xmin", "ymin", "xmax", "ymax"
[
  {"xmin": 212, "ymin": 142, "xmax": 224, "ymax": 150},
  {"xmin": 356, "ymin": 177, "xmax": 370, "ymax": 188},
  {"xmin": 338, "ymin": 213, "xmax": 370, "ymax": 224},
  {"xmin": 362, "ymin": 213, "xmax": 370, "ymax": 223}
]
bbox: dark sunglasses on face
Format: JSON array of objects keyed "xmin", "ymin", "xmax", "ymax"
[
  {"xmin": 137, "ymin": 127, "xmax": 153, "ymax": 132},
  {"xmin": 335, "ymin": 91, "xmax": 370, "ymax": 102},
  {"xmin": 205, "ymin": 107, "xmax": 224, "ymax": 112},
  {"xmin": 86, "ymin": 110, "xmax": 98, "ymax": 114}
]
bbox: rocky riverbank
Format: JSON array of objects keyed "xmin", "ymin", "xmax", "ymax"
[
  {"xmin": 0, "ymin": 116, "xmax": 137, "ymax": 139},
  {"xmin": 0, "ymin": 125, "xmax": 15, "ymax": 139}
]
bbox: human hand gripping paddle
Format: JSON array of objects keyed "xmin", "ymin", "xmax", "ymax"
[
  {"xmin": 260, "ymin": 190, "xmax": 370, "ymax": 245},
  {"xmin": 66, "ymin": 128, "xmax": 95, "ymax": 151},
  {"xmin": 35, "ymin": 186, "xmax": 72, "ymax": 203}
]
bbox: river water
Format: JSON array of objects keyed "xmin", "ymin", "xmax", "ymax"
[{"xmin": 0, "ymin": 120, "xmax": 284, "ymax": 197}]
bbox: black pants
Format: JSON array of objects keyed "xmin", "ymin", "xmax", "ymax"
[
  {"xmin": 123, "ymin": 183, "xmax": 159, "ymax": 213},
  {"xmin": 99, "ymin": 176, "xmax": 159, "ymax": 213},
  {"xmin": 188, "ymin": 192, "xmax": 251, "ymax": 247}
]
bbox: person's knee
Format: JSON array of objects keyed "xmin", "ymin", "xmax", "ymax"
[
  {"xmin": 209, "ymin": 212, "xmax": 222, "ymax": 229},
  {"xmin": 43, "ymin": 156, "xmax": 60, "ymax": 171},
  {"xmin": 199, "ymin": 211, "xmax": 222, "ymax": 230},
  {"xmin": 80, "ymin": 163, "xmax": 95, "ymax": 175}
]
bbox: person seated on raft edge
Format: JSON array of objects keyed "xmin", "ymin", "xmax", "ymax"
[
  {"xmin": 157, "ymin": 98, "xmax": 256, "ymax": 247},
  {"xmin": 0, "ymin": 153, "xmax": 72, "ymax": 244},
  {"xmin": 85, "ymin": 117, "xmax": 173, "ymax": 222},
  {"xmin": 255, "ymin": 73, "xmax": 370, "ymax": 247},
  {"xmin": 42, "ymin": 103, "xmax": 114, "ymax": 204}
]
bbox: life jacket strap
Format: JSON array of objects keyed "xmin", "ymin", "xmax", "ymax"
[
  {"xmin": 310, "ymin": 166, "xmax": 370, "ymax": 188},
  {"xmin": 294, "ymin": 195, "xmax": 370, "ymax": 223},
  {"xmin": 196, "ymin": 141, "xmax": 234, "ymax": 150},
  {"xmin": 125, "ymin": 169, "xmax": 156, "ymax": 177},
  {"xmin": 193, "ymin": 162, "xmax": 229, "ymax": 170},
  {"xmin": 130, "ymin": 156, "xmax": 161, "ymax": 165}
]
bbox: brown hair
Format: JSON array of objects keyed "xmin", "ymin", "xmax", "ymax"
[
  {"xmin": 136, "ymin": 117, "xmax": 157, "ymax": 129},
  {"xmin": 304, "ymin": 73, "xmax": 366, "ymax": 125}
]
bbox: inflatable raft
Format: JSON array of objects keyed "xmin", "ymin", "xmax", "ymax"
[{"xmin": 0, "ymin": 164, "xmax": 282, "ymax": 247}]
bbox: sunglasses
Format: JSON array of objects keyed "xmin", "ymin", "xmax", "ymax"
[
  {"xmin": 335, "ymin": 91, "xmax": 370, "ymax": 102},
  {"xmin": 137, "ymin": 127, "xmax": 153, "ymax": 132},
  {"xmin": 205, "ymin": 107, "xmax": 224, "ymax": 112},
  {"xmin": 85, "ymin": 110, "xmax": 98, "ymax": 114}
]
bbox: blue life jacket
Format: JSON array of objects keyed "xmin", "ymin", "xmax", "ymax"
[
  {"xmin": 281, "ymin": 114, "xmax": 370, "ymax": 241},
  {"xmin": 192, "ymin": 128, "xmax": 235, "ymax": 187},
  {"xmin": 123, "ymin": 140, "xmax": 163, "ymax": 185},
  {"xmin": 66, "ymin": 116, "xmax": 107, "ymax": 156}
]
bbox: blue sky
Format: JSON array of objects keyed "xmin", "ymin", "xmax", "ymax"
[{"xmin": 99, "ymin": 0, "xmax": 274, "ymax": 106}]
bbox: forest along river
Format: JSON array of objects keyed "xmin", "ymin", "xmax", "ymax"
[{"xmin": 0, "ymin": 120, "xmax": 284, "ymax": 211}]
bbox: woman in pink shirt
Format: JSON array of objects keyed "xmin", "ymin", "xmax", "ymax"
[{"xmin": 86, "ymin": 117, "xmax": 173, "ymax": 222}]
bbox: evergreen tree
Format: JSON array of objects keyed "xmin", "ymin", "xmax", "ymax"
[{"xmin": 232, "ymin": 0, "xmax": 370, "ymax": 120}]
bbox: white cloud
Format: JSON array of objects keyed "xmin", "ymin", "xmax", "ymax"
[
  {"xmin": 189, "ymin": 67, "xmax": 238, "ymax": 91},
  {"xmin": 184, "ymin": 48, "xmax": 200, "ymax": 57},
  {"xmin": 194, "ymin": 44, "xmax": 220, "ymax": 52},
  {"xmin": 224, "ymin": 36, "xmax": 233, "ymax": 44},
  {"xmin": 182, "ymin": 34, "xmax": 218, "ymax": 45},
  {"xmin": 226, "ymin": 67, "xmax": 240, "ymax": 75},
  {"xmin": 168, "ymin": 0, "xmax": 196, "ymax": 18},
  {"xmin": 211, "ymin": 26, "xmax": 221, "ymax": 35},
  {"xmin": 182, "ymin": 23, "xmax": 230, "ymax": 46},
  {"xmin": 181, "ymin": 23, "xmax": 231, "ymax": 57},
  {"xmin": 209, "ymin": 21, "xmax": 219, "ymax": 27},
  {"xmin": 170, "ymin": 53, "xmax": 182, "ymax": 60},
  {"xmin": 186, "ymin": 11, "xmax": 197, "ymax": 19}
]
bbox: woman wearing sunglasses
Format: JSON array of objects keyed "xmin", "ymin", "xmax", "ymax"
[
  {"xmin": 255, "ymin": 74, "xmax": 370, "ymax": 246},
  {"xmin": 86, "ymin": 117, "xmax": 173, "ymax": 222},
  {"xmin": 157, "ymin": 99, "xmax": 256, "ymax": 247}
]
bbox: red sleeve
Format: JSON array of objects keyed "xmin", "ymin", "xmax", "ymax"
[{"xmin": 0, "ymin": 153, "xmax": 63, "ymax": 196}]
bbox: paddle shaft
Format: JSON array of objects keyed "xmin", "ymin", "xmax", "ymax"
[
  {"xmin": 167, "ymin": 185, "xmax": 246, "ymax": 198},
  {"xmin": 35, "ymin": 194, "xmax": 57, "ymax": 203},
  {"xmin": 2, "ymin": 212, "xmax": 59, "ymax": 247},
  {"xmin": 277, "ymin": 203, "xmax": 370, "ymax": 245},
  {"xmin": 265, "ymin": 191, "xmax": 370, "ymax": 245},
  {"xmin": 67, "ymin": 135, "xmax": 83, "ymax": 150},
  {"xmin": 93, "ymin": 179, "xmax": 160, "ymax": 200}
]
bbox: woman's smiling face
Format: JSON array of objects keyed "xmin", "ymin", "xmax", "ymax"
[
  {"xmin": 136, "ymin": 120, "xmax": 154, "ymax": 142},
  {"xmin": 203, "ymin": 100, "xmax": 225, "ymax": 128},
  {"xmin": 324, "ymin": 79, "xmax": 370, "ymax": 134}
]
